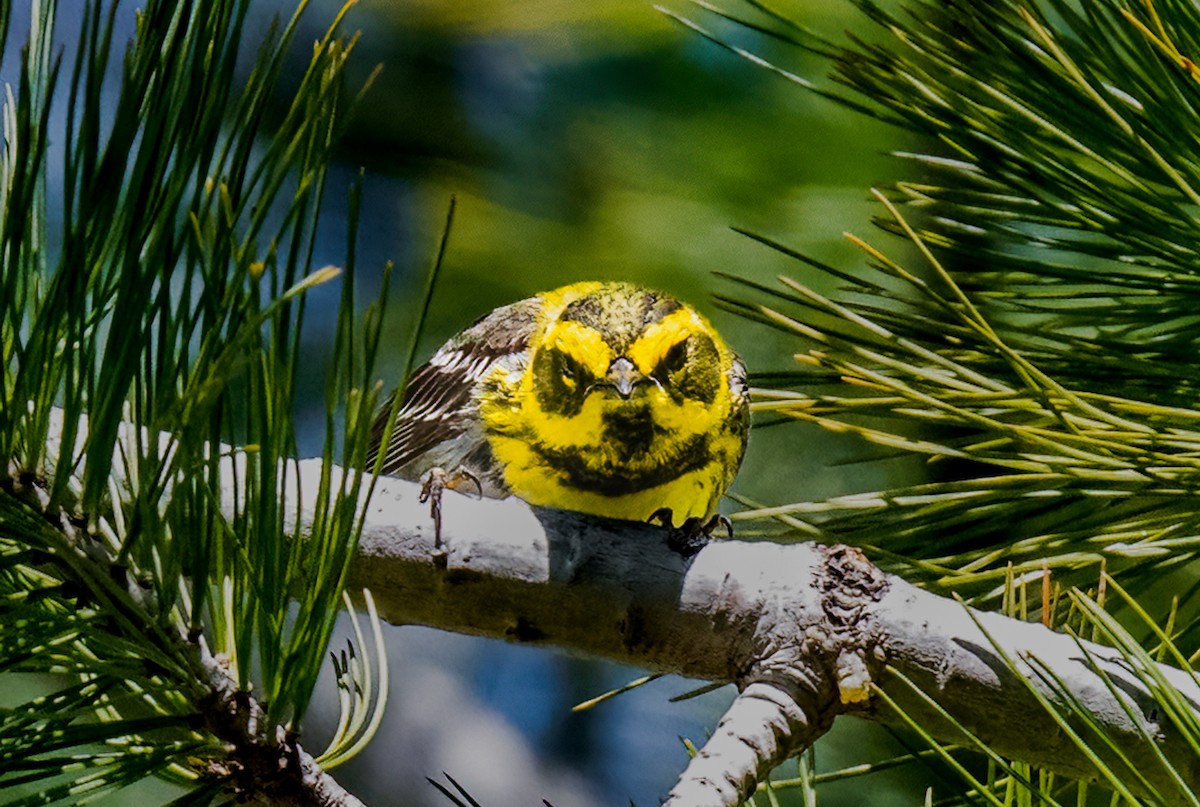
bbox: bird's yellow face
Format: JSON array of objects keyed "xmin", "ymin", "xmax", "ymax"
[{"xmin": 480, "ymin": 282, "xmax": 748, "ymax": 524}]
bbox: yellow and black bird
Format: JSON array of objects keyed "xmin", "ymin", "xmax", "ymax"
[{"xmin": 367, "ymin": 281, "xmax": 749, "ymax": 540}]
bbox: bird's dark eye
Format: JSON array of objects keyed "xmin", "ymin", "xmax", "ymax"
[
  {"xmin": 559, "ymin": 351, "xmax": 584, "ymax": 383},
  {"xmin": 535, "ymin": 345, "xmax": 592, "ymax": 415},
  {"xmin": 660, "ymin": 339, "xmax": 689, "ymax": 375}
]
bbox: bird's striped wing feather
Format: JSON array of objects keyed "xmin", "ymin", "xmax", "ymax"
[{"xmin": 367, "ymin": 296, "xmax": 540, "ymax": 477}]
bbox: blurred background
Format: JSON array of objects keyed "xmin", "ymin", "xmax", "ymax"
[{"xmin": 27, "ymin": 0, "xmax": 932, "ymax": 803}]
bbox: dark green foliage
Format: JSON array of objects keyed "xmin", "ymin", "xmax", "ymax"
[
  {"xmin": 683, "ymin": 0, "xmax": 1200, "ymax": 614},
  {"xmin": 664, "ymin": 0, "xmax": 1200, "ymax": 802},
  {"xmin": 0, "ymin": 0, "xmax": 385, "ymax": 802}
]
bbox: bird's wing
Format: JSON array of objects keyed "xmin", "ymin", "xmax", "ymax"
[{"xmin": 367, "ymin": 294, "xmax": 541, "ymax": 477}]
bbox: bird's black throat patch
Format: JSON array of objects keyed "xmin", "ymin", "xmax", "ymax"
[
  {"xmin": 601, "ymin": 404, "xmax": 660, "ymax": 463},
  {"xmin": 533, "ymin": 430, "xmax": 712, "ymax": 496}
]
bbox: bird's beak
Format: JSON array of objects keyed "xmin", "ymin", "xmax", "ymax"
[{"xmin": 606, "ymin": 357, "xmax": 641, "ymax": 399}]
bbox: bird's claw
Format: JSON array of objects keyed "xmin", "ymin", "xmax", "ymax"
[
  {"xmin": 647, "ymin": 509, "xmax": 734, "ymax": 557},
  {"xmin": 419, "ymin": 468, "xmax": 482, "ymax": 552}
]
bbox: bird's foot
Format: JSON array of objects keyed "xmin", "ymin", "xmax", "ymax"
[
  {"xmin": 419, "ymin": 468, "xmax": 483, "ymax": 553},
  {"xmin": 648, "ymin": 509, "xmax": 733, "ymax": 557}
]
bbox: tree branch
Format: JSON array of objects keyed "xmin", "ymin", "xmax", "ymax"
[
  {"xmin": 38, "ymin": 409, "xmax": 1200, "ymax": 804},
  {"xmin": 29, "ymin": 411, "xmax": 364, "ymax": 807},
  {"xmin": 313, "ymin": 463, "xmax": 1200, "ymax": 806},
  {"xmin": 195, "ymin": 644, "xmax": 366, "ymax": 807}
]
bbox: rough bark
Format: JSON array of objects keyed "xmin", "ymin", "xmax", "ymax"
[{"xmin": 196, "ymin": 645, "xmax": 367, "ymax": 807}]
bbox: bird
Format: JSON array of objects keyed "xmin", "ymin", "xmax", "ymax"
[{"xmin": 367, "ymin": 281, "xmax": 749, "ymax": 547}]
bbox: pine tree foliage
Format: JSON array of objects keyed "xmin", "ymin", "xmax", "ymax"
[
  {"xmin": 0, "ymin": 1, "xmax": 386, "ymax": 803},
  {"xmin": 666, "ymin": 0, "xmax": 1200, "ymax": 803},
  {"xmin": 681, "ymin": 0, "xmax": 1200, "ymax": 610}
]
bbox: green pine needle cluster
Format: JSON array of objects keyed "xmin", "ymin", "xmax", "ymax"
[
  {"xmin": 688, "ymin": 0, "xmax": 1200, "ymax": 613},
  {"xmin": 0, "ymin": 1, "xmax": 386, "ymax": 803},
  {"xmin": 669, "ymin": 0, "xmax": 1200, "ymax": 803}
]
